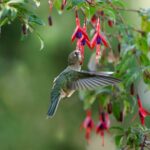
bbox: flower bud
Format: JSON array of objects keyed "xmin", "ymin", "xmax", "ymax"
[
  {"xmin": 118, "ymin": 43, "xmax": 121, "ymax": 53},
  {"xmin": 48, "ymin": 15, "xmax": 52, "ymax": 26},
  {"xmin": 100, "ymin": 11, "xmax": 104, "ymax": 16},
  {"xmin": 108, "ymin": 20, "xmax": 114, "ymax": 27},
  {"xmin": 130, "ymin": 83, "xmax": 134, "ymax": 95},
  {"xmin": 22, "ymin": 24, "xmax": 27, "ymax": 35},
  {"xmin": 118, "ymin": 111, "xmax": 124, "ymax": 122},
  {"xmin": 107, "ymin": 102, "xmax": 112, "ymax": 114}
]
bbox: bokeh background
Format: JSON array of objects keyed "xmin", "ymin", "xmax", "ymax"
[{"xmin": 0, "ymin": 1, "xmax": 150, "ymax": 150}]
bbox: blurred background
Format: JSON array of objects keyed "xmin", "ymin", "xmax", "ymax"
[{"xmin": 0, "ymin": 1, "xmax": 150, "ymax": 150}]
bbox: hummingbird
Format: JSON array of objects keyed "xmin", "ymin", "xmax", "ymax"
[{"xmin": 47, "ymin": 50, "xmax": 121, "ymax": 118}]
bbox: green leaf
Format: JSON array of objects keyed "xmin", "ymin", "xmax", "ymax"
[
  {"xmin": 136, "ymin": 36, "xmax": 149, "ymax": 54},
  {"xmin": 84, "ymin": 5, "xmax": 97, "ymax": 19},
  {"xmin": 115, "ymin": 135, "xmax": 123, "ymax": 146},
  {"xmin": 10, "ymin": 7, "xmax": 17, "ymax": 20},
  {"xmin": 78, "ymin": 90, "xmax": 96, "ymax": 109},
  {"xmin": 140, "ymin": 53, "xmax": 150, "ymax": 66},
  {"xmin": 28, "ymin": 15, "xmax": 45, "ymax": 25},
  {"xmin": 0, "ymin": 17, "xmax": 9, "ymax": 27},
  {"xmin": 70, "ymin": 0, "xmax": 85, "ymax": 7},
  {"xmin": 112, "ymin": 0, "xmax": 126, "ymax": 8},
  {"xmin": 95, "ymin": 87, "xmax": 112, "ymax": 95},
  {"xmin": 38, "ymin": 35, "xmax": 44, "ymax": 50},
  {"xmin": 147, "ymin": 32, "xmax": 150, "ymax": 47},
  {"xmin": 83, "ymin": 96, "xmax": 96, "ymax": 110},
  {"xmin": 53, "ymin": 0, "xmax": 62, "ymax": 11},
  {"xmin": 0, "ymin": 6, "xmax": 9, "ymax": 20},
  {"xmin": 110, "ymin": 126, "xmax": 124, "ymax": 132},
  {"xmin": 140, "ymin": 9, "xmax": 150, "ymax": 32},
  {"xmin": 124, "ymin": 68, "xmax": 141, "ymax": 87},
  {"xmin": 7, "ymin": 0, "xmax": 25, "ymax": 5},
  {"xmin": 104, "ymin": 7, "xmax": 116, "ymax": 22},
  {"xmin": 112, "ymin": 102, "xmax": 122, "ymax": 120}
]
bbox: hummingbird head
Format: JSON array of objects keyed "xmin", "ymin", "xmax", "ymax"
[{"xmin": 68, "ymin": 50, "xmax": 82, "ymax": 66}]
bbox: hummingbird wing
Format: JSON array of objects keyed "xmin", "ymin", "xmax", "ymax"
[
  {"xmin": 69, "ymin": 70, "xmax": 121, "ymax": 90},
  {"xmin": 47, "ymin": 86, "xmax": 62, "ymax": 118}
]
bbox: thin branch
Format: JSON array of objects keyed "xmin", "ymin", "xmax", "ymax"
[{"xmin": 114, "ymin": 7, "xmax": 140, "ymax": 13}]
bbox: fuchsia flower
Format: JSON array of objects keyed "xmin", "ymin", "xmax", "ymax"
[
  {"xmin": 96, "ymin": 112, "xmax": 110, "ymax": 146},
  {"xmin": 77, "ymin": 23, "xmax": 91, "ymax": 60},
  {"xmin": 91, "ymin": 18, "xmax": 109, "ymax": 62},
  {"xmin": 80, "ymin": 110, "xmax": 94, "ymax": 143},
  {"xmin": 71, "ymin": 16, "xmax": 89, "ymax": 42},
  {"xmin": 71, "ymin": 16, "xmax": 90, "ymax": 61},
  {"xmin": 137, "ymin": 95, "xmax": 150, "ymax": 125}
]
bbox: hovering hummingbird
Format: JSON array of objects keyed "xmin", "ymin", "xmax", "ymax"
[{"xmin": 47, "ymin": 50, "xmax": 121, "ymax": 118}]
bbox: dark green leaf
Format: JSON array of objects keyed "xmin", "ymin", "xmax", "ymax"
[{"xmin": 28, "ymin": 15, "xmax": 45, "ymax": 25}]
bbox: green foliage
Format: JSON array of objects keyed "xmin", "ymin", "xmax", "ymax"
[
  {"xmin": 112, "ymin": 125, "xmax": 150, "ymax": 149},
  {"xmin": 0, "ymin": 0, "xmax": 43, "ymax": 27}
]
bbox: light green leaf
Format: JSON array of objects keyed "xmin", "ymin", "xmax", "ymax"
[
  {"xmin": 38, "ymin": 35, "xmax": 44, "ymax": 50},
  {"xmin": 115, "ymin": 135, "xmax": 124, "ymax": 147},
  {"xmin": 7, "ymin": 0, "xmax": 25, "ymax": 4}
]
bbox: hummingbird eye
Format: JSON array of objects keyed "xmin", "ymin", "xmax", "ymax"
[{"xmin": 74, "ymin": 51, "xmax": 79, "ymax": 57}]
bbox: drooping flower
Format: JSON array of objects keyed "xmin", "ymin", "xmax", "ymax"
[
  {"xmin": 91, "ymin": 18, "xmax": 109, "ymax": 63},
  {"xmin": 96, "ymin": 112, "xmax": 110, "ymax": 146},
  {"xmin": 71, "ymin": 16, "xmax": 89, "ymax": 42},
  {"xmin": 77, "ymin": 23, "xmax": 91, "ymax": 60},
  {"xmin": 71, "ymin": 15, "xmax": 90, "ymax": 62},
  {"xmin": 80, "ymin": 110, "xmax": 94, "ymax": 143},
  {"xmin": 137, "ymin": 95, "xmax": 150, "ymax": 125}
]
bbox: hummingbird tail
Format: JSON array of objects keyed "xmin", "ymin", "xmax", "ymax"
[{"xmin": 47, "ymin": 99, "xmax": 60, "ymax": 118}]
